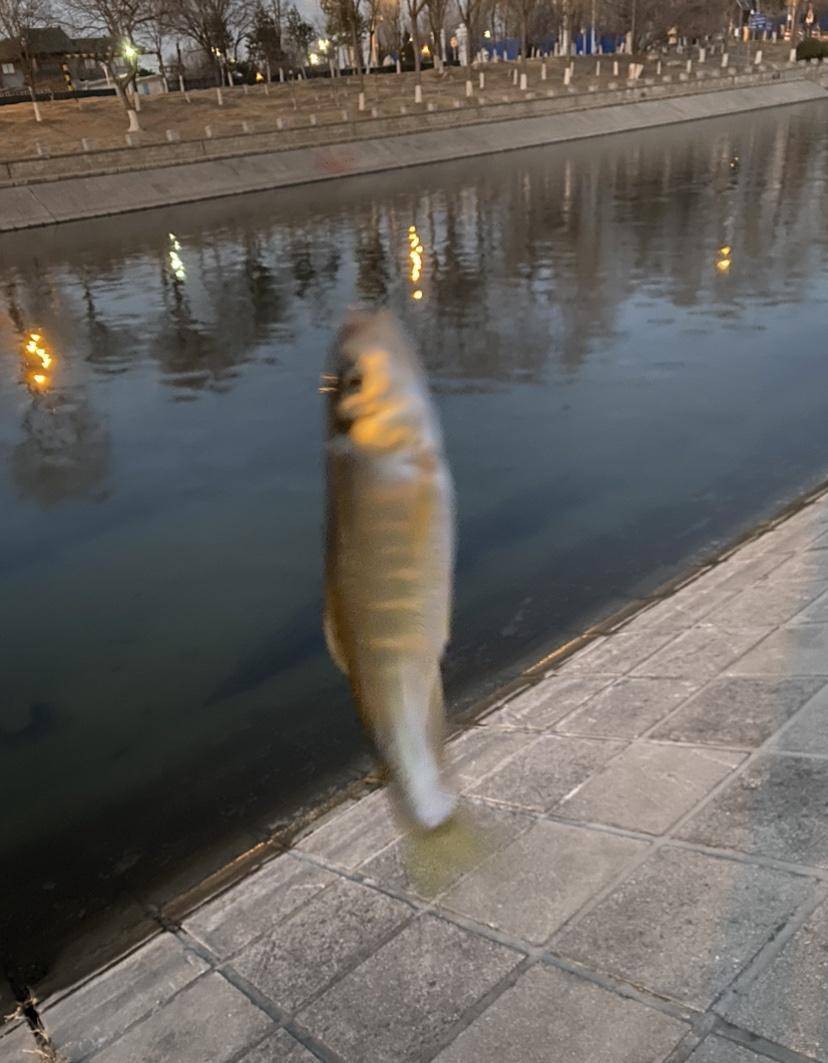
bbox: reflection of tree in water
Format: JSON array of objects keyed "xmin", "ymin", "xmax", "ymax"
[
  {"xmin": 11, "ymin": 390, "xmax": 109, "ymax": 507},
  {"xmin": 354, "ymin": 206, "xmax": 390, "ymax": 304}
]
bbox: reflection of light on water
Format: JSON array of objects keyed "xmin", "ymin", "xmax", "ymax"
[
  {"xmin": 716, "ymin": 244, "xmax": 733, "ymax": 274},
  {"xmin": 22, "ymin": 331, "xmax": 54, "ymax": 391},
  {"xmin": 169, "ymin": 232, "xmax": 186, "ymax": 281},
  {"xmin": 408, "ymin": 225, "xmax": 425, "ymax": 300}
]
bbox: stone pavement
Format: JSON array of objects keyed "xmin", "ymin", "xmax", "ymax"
[{"xmin": 4, "ymin": 488, "xmax": 828, "ymax": 1063}]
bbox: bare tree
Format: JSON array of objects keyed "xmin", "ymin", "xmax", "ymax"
[
  {"xmin": 456, "ymin": 0, "xmax": 481, "ymax": 81},
  {"xmin": 321, "ymin": 0, "xmax": 365, "ymax": 89},
  {"xmin": 426, "ymin": 0, "xmax": 448, "ymax": 65},
  {"xmin": 168, "ymin": 0, "xmax": 251, "ymax": 84},
  {"xmin": 406, "ymin": 0, "xmax": 427, "ymax": 84},
  {"xmin": 509, "ymin": 0, "xmax": 535, "ymax": 71},
  {"xmin": 67, "ymin": 0, "xmax": 151, "ymax": 126},
  {"xmin": 0, "ymin": 0, "xmax": 51, "ymax": 120},
  {"xmin": 140, "ymin": 0, "xmax": 171, "ymax": 82}
]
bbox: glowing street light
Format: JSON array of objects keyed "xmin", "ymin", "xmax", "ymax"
[{"xmin": 122, "ymin": 41, "xmax": 138, "ymax": 62}]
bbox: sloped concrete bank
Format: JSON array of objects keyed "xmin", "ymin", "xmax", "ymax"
[{"xmin": 0, "ymin": 74, "xmax": 825, "ymax": 232}]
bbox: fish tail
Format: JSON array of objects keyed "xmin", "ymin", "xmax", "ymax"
[{"xmin": 362, "ymin": 660, "xmax": 457, "ymax": 832}]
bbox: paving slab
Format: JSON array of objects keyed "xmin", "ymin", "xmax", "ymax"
[
  {"xmin": 698, "ymin": 553, "xmax": 793, "ymax": 595},
  {"xmin": 501, "ymin": 675, "xmax": 614, "ymax": 728},
  {"xmin": 237, "ymin": 1029, "xmax": 319, "ymax": 1061},
  {"xmin": 631, "ymin": 624, "xmax": 773, "ymax": 681},
  {"xmin": 468, "ymin": 734, "xmax": 624, "ymax": 811},
  {"xmin": 720, "ymin": 899, "xmax": 828, "ymax": 1061},
  {"xmin": 448, "ymin": 727, "xmax": 530, "ymax": 788},
  {"xmin": 88, "ymin": 973, "xmax": 274, "ymax": 1063},
  {"xmin": 703, "ymin": 578, "xmax": 828, "ymax": 628},
  {"xmin": 555, "ymin": 742, "xmax": 745, "ymax": 834},
  {"xmin": 440, "ymin": 819, "xmax": 647, "ymax": 945},
  {"xmin": 795, "ymin": 587, "xmax": 828, "ymax": 622},
  {"xmin": 629, "ymin": 582, "xmax": 743, "ymax": 633},
  {"xmin": 557, "ymin": 630, "xmax": 677, "ymax": 677},
  {"xmin": 229, "ymin": 877, "xmax": 412, "ymax": 1014},
  {"xmin": 677, "ymin": 752, "xmax": 828, "ymax": 867},
  {"xmin": 295, "ymin": 789, "xmax": 403, "ymax": 871},
  {"xmin": 296, "ymin": 915, "xmax": 520, "ymax": 1063},
  {"xmin": 184, "ymin": 852, "xmax": 337, "ymax": 957},
  {"xmin": 755, "ymin": 547, "xmax": 828, "ymax": 586},
  {"xmin": 772, "ymin": 684, "xmax": 828, "ymax": 754},
  {"xmin": 361, "ymin": 799, "xmax": 533, "ymax": 899},
  {"xmin": 653, "ymin": 677, "xmax": 827, "ymax": 747},
  {"xmin": 434, "ymin": 963, "xmax": 687, "ymax": 1062},
  {"xmin": 727, "ymin": 622, "xmax": 828, "ymax": 677},
  {"xmin": 556, "ymin": 677, "xmax": 700, "ymax": 738},
  {"xmin": 0, "ymin": 1024, "xmax": 35, "ymax": 1063},
  {"xmin": 41, "ymin": 933, "xmax": 209, "ymax": 1062},
  {"xmin": 687, "ymin": 1037, "xmax": 770, "ymax": 1062},
  {"xmin": 552, "ymin": 847, "xmax": 812, "ymax": 1009}
]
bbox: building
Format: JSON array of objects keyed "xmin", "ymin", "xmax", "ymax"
[{"xmin": 0, "ymin": 28, "xmax": 116, "ymax": 92}]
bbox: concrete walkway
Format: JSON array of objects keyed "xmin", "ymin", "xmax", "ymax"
[{"xmin": 4, "ymin": 489, "xmax": 828, "ymax": 1063}]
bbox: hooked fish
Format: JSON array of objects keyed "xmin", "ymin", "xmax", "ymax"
[{"xmin": 324, "ymin": 309, "xmax": 457, "ymax": 832}]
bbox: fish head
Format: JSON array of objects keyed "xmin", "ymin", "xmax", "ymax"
[{"xmin": 326, "ymin": 310, "xmax": 438, "ymax": 455}]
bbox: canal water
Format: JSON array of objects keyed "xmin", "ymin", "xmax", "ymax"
[{"xmin": 1, "ymin": 100, "xmax": 827, "ymax": 997}]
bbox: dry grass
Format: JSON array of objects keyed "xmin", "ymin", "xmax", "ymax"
[{"xmin": 0, "ymin": 44, "xmax": 793, "ymax": 163}]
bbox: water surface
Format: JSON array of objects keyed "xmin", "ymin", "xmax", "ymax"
[{"xmin": 1, "ymin": 100, "xmax": 827, "ymax": 994}]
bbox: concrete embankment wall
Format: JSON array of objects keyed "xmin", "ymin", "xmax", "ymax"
[{"xmin": 0, "ymin": 73, "xmax": 825, "ymax": 232}]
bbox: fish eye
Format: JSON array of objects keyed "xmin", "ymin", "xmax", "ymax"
[{"xmin": 343, "ymin": 369, "xmax": 362, "ymax": 394}]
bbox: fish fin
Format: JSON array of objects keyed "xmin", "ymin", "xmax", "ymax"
[{"xmin": 324, "ymin": 604, "xmax": 349, "ymax": 674}]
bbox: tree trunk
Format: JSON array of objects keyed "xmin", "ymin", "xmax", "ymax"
[
  {"xmin": 351, "ymin": 21, "xmax": 365, "ymax": 91},
  {"xmin": 411, "ymin": 7, "xmax": 422, "ymax": 84}
]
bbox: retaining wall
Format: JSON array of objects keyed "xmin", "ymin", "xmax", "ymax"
[{"xmin": 0, "ymin": 71, "xmax": 825, "ymax": 232}]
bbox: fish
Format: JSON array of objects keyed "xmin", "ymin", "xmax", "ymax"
[{"xmin": 324, "ymin": 309, "xmax": 458, "ymax": 832}]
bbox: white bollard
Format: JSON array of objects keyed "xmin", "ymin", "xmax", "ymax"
[
  {"xmin": 512, "ymin": 67, "xmax": 518, "ymax": 85},
  {"xmin": 341, "ymin": 108, "xmax": 348, "ymax": 120},
  {"xmin": 754, "ymin": 49, "xmax": 763, "ymax": 65},
  {"xmin": 216, "ymin": 86, "xmax": 223, "ymax": 105},
  {"xmin": 789, "ymin": 48, "xmax": 797, "ymax": 63},
  {"xmin": 396, "ymin": 58, "xmax": 402, "ymax": 74},
  {"xmin": 466, "ymin": 79, "xmax": 473, "ymax": 96},
  {"xmin": 541, "ymin": 62, "xmax": 547, "ymax": 80},
  {"xmin": 613, "ymin": 60, "xmax": 619, "ymax": 76},
  {"xmin": 656, "ymin": 59, "xmax": 662, "ymax": 75},
  {"xmin": 721, "ymin": 53, "xmax": 729, "ymax": 68},
  {"xmin": 520, "ymin": 72, "xmax": 527, "ymax": 90},
  {"xmin": 563, "ymin": 66, "xmax": 572, "ymax": 86},
  {"xmin": 165, "ymin": 129, "xmax": 179, "ymax": 142},
  {"xmin": 204, "ymin": 125, "xmax": 213, "ymax": 137},
  {"xmin": 358, "ymin": 91, "xmax": 366, "ymax": 111},
  {"xmin": 479, "ymin": 71, "xmax": 485, "ymax": 89},
  {"xmin": 276, "ymin": 117, "xmax": 283, "ymax": 129},
  {"xmin": 595, "ymin": 60, "xmax": 601, "ymax": 76},
  {"xmin": 699, "ymin": 47, "xmax": 706, "ymax": 63},
  {"xmin": 426, "ymin": 102, "xmax": 434, "ymax": 111},
  {"xmin": 686, "ymin": 59, "xmax": 692, "ymax": 73},
  {"xmin": 414, "ymin": 84, "xmax": 422, "ymax": 104}
]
